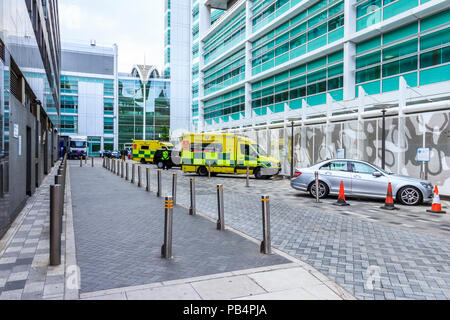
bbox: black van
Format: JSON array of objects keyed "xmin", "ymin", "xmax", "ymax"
[{"xmin": 153, "ymin": 149, "xmax": 181, "ymax": 169}]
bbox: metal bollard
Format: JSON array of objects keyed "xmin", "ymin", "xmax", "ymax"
[
  {"xmin": 80, "ymin": 158, "xmax": 82, "ymax": 167},
  {"xmin": 172, "ymin": 174, "xmax": 177, "ymax": 205},
  {"xmin": 50, "ymin": 185, "xmax": 62, "ymax": 266},
  {"xmin": 216, "ymin": 184, "xmax": 225, "ymax": 230},
  {"xmin": 131, "ymin": 164, "xmax": 135, "ymax": 184},
  {"xmin": 91, "ymin": 156, "xmax": 94, "ymax": 167},
  {"xmin": 103, "ymin": 157, "xmax": 105, "ymax": 168},
  {"xmin": 157, "ymin": 170, "xmax": 162, "ymax": 197},
  {"xmin": 55, "ymin": 175, "xmax": 64, "ymax": 232},
  {"xmin": 208, "ymin": 163, "xmax": 211, "ymax": 179},
  {"xmin": 314, "ymin": 171, "xmax": 321, "ymax": 203},
  {"xmin": 138, "ymin": 166, "xmax": 142, "ymax": 187},
  {"xmin": 189, "ymin": 179, "xmax": 196, "ymax": 216},
  {"xmin": 121, "ymin": 161, "xmax": 124, "ymax": 178},
  {"xmin": 146, "ymin": 168, "xmax": 150, "ymax": 192},
  {"xmin": 260, "ymin": 196, "xmax": 271, "ymax": 254},
  {"xmin": 246, "ymin": 164, "xmax": 250, "ymax": 187},
  {"xmin": 117, "ymin": 160, "xmax": 120, "ymax": 176},
  {"xmin": 85, "ymin": 156, "xmax": 87, "ymax": 165},
  {"xmin": 161, "ymin": 196, "xmax": 174, "ymax": 259},
  {"xmin": 126, "ymin": 163, "xmax": 129, "ymax": 181}
]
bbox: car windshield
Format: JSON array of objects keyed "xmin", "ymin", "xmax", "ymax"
[
  {"xmin": 70, "ymin": 141, "xmax": 86, "ymax": 148},
  {"xmin": 369, "ymin": 163, "xmax": 393, "ymax": 175},
  {"xmin": 251, "ymin": 144, "xmax": 267, "ymax": 156}
]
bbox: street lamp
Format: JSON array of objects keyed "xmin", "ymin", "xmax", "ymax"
[
  {"xmin": 287, "ymin": 118, "xmax": 297, "ymax": 178},
  {"xmin": 373, "ymin": 104, "xmax": 396, "ymax": 170}
]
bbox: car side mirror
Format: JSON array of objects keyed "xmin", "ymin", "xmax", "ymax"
[{"xmin": 372, "ymin": 171, "xmax": 382, "ymax": 177}]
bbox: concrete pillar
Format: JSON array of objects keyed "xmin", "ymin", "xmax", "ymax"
[
  {"xmin": 244, "ymin": 0, "xmax": 253, "ymax": 120},
  {"xmin": 343, "ymin": 0, "xmax": 356, "ymax": 101},
  {"xmin": 397, "ymin": 76, "xmax": 407, "ymax": 174},
  {"xmin": 197, "ymin": 3, "xmax": 211, "ymax": 133}
]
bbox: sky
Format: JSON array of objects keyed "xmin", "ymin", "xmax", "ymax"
[{"xmin": 59, "ymin": 0, "xmax": 165, "ymax": 73}]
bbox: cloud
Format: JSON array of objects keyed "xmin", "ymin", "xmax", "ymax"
[{"xmin": 59, "ymin": 0, "xmax": 165, "ymax": 73}]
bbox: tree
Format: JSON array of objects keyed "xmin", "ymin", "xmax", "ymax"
[{"xmin": 161, "ymin": 126, "xmax": 170, "ymax": 141}]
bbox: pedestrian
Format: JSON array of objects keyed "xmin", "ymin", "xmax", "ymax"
[
  {"xmin": 121, "ymin": 149, "xmax": 126, "ymax": 161},
  {"xmin": 127, "ymin": 149, "xmax": 131, "ymax": 160}
]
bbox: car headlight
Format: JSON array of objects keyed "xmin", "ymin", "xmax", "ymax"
[{"xmin": 420, "ymin": 182, "xmax": 432, "ymax": 189}]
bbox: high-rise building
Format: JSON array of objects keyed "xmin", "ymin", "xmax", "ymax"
[
  {"xmin": 0, "ymin": 0, "xmax": 61, "ymax": 237},
  {"xmin": 174, "ymin": 0, "xmax": 450, "ymax": 193},
  {"xmin": 57, "ymin": 42, "xmax": 119, "ymax": 155},
  {"xmin": 164, "ymin": 0, "xmax": 192, "ymax": 138}
]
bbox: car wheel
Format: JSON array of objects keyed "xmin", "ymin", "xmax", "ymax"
[
  {"xmin": 254, "ymin": 167, "xmax": 264, "ymax": 180},
  {"xmin": 157, "ymin": 161, "xmax": 164, "ymax": 169},
  {"xmin": 197, "ymin": 166, "xmax": 208, "ymax": 176},
  {"xmin": 309, "ymin": 181, "xmax": 329, "ymax": 199},
  {"xmin": 140, "ymin": 158, "xmax": 147, "ymax": 164},
  {"xmin": 398, "ymin": 186, "xmax": 422, "ymax": 206}
]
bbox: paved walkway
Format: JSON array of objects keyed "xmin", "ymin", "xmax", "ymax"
[{"xmin": 0, "ymin": 158, "xmax": 355, "ymax": 300}]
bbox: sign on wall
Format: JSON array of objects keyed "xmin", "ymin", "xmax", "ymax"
[
  {"xmin": 337, "ymin": 148, "xmax": 345, "ymax": 159},
  {"xmin": 417, "ymin": 148, "xmax": 430, "ymax": 162},
  {"xmin": 14, "ymin": 124, "xmax": 19, "ymax": 138}
]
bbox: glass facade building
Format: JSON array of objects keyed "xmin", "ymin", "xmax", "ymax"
[
  {"xmin": 118, "ymin": 71, "xmax": 171, "ymax": 149},
  {"xmin": 55, "ymin": 42, "xmax": 119, "ymax": 156},
  {"xmin": 188, "ymin": 0, "xmax": 450, "ymax": 130}
]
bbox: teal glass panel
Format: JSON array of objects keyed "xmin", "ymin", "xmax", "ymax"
[
  {"xmin": 308, "ymin": 57, "xmax": 327, "ymax": 70},
  {"xmin": 275, "ymin": 70, "xmax": 290, "ymax": 81},
  {"xmin": 356, "ymin": 81, "xmax": 381, "ymax": 96},
  {"xmin": 382, "ymin": 56, "xmax": 418, "ymax": 77},
  {"xmin": 262, "ymin": 60, "xmax": 274, "ymax": 71},
  {"xmin": 356, "ymin": 51, "xmax": 381, "ymax": 69},
  {"xmin": 383, "ymin": 39, "xmax": 418, "ymax": 62},
  {"xmin": 290, "ymin": 64, "xmax": 306, "ymax": 76},
  {"xmin": 290, "ymin": 75, "xmax": 306, "ymax": 88},
  {"xmin": 307, "ymin": 93, "xmax": 326, "ymax": 106},
  {"xmin": 420, "ymin": 28, "xmax": 450, "ymax": 50},
  {"xmin": 383, "ymin": 0, "xmax": 418, "ymax": 21},
  {"xmin": 275, "ymin": 52, "xmax": 290, "ymax": 66},
  {"xmin": 421, "ymin": 9, "xmax": 450, "ymax": 31},
  {"xmin": 274, "ymin": 103, "xmax": 285, "ymax": 113},
  {"xmin": 383, "ymin": 22, "xmax": 418, "ymax": 45},
  {"xmin": 356, "ymin": 66, "xmax": 381, "ymax": 83},
  {"xmin": 420, "ymin": 46, "xmax": 450, "ymax": 68},
  {"xmin": 356, "ymin": 36, "xmax": 381, "ymax": 54},
  {"xmin": 290, "ymin": 98, "xmax": 302, "ymax": 109},
  {"xmin": 262, "ymin": 76, "xmax": 274, "ymax": 87},
  {"xmin": 329, "ymin": 89, "xmax": 343, "ymax": 101},
  {"xmin": 382, "ymin": 72, "xmax": 417, "ymax": 92},
  {"xmin": 420, "ymin": 64, "xmax": 450, "ymax": 85},
  {"xmin": 356, "ymin": 11, "xmax": 381, "ymax": 31},
  {"xmin": 328, "ymin": 50, "xmax": 343, "ymax": 63},
  {"xmin": 357, "ymin": 0, "xmax": 381, "ymax": 18},
  {"xmin": 308, "ymin": 35, "xmax": 327, "ymax": 52},
  {"xmin": 252, "ymin": 66, "xmax": 262, "ymax": 75},
  {"xmin": 328, "ymin": 27, "xmax": 344, "ymax": 43},
  {"xmin": 290, "ymin": 45, "xmax": 306, "ymax": 59}
]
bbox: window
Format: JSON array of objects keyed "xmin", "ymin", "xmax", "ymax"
[
  {"xmin": 351, "ymin": 162, "xmax": 377, "ymax": 174},
  {"xmin": 320, "ymin": 161, "xmax": 349, "ymax": 171}
]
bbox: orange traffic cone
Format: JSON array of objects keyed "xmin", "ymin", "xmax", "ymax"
[
  {"xmin": 380, "ymin": 182, "xmax": 398, "ymax": 210},
  {"xmin": 427, "ymin": 186, "xmax": 446, "ymax": 214},
  {"xmin": 333, "ymin": 181, "xmax": 349, "ymax": 206}
]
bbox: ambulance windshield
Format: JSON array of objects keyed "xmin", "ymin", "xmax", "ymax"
[{"xmin": 251, "ymin": 144, "xmax": 267, "ymax": 156}]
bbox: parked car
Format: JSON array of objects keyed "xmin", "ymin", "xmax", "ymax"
[
  {"xmin": 111, "ymin": 150, "xmax": 121, "ymax": 159},
  {"xmin": 153, "ymin": 149, "xmax": 181, "ymax": 169},
  {"xmin": 290, "ymin": 159, "xmax": 434, "ymax": 205},
  {"xmin": 102, "ymin": 150, "xmax": 112, "ymax": 158}
]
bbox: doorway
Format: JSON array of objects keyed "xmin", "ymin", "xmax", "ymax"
[{"xmin": 26, "ymin": 126, "xmax": 31, "ymax": 196}]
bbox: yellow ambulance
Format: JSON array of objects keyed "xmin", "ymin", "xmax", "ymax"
[
  {"xmin": 132, "ymin": 140, "xmax": 174, "ymax": 164},
  {"xmin": 181, "ymin": 133, "xmax": 281, "ymax": 179}
]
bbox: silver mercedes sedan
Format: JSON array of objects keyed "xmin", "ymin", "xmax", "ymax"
[{"xmin": 290, "ymin": 159, "xmax": 434, "ymax": 205}]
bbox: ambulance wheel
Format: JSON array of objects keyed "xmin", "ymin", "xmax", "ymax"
[
  {"xmin": 157, "ymin": 161, "xmax": 164, "ymax": 169},
  {"xmin": 254, "ymin": 168, "xmax": 264, "ymax": 180},
  {"xmin": 197, "ymin": 166, "xmax": 208, "ymax": 176},
  {"xmin": 140, "ymin": 159, "xmax": 147, "ymax": 164}
]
